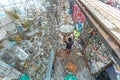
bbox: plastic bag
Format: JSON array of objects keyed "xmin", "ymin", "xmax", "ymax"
[
  {"xmin": 74, "ymin": 30, "xmax": 80, "ymax": 39},
  {"xmin": 78, "ymin": 21, "xmax": 83, "ymax": 32},
  {"xmin": 68, "ymin": 8, "xmax": 73, "ymax": 15},
  {"xmin": 16, "ymin": 47, "xmax": 29, "ymax": 60}
]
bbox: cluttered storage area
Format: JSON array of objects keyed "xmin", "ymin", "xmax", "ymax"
[
  {"xmin": 0, "ymin": 0, "xmax": 120, "ymax": 80},
  {"xmin": 0, "ymin": 0, "xmax": 55, "ymax": 80}
]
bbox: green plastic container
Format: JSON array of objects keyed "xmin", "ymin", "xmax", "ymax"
[
  {"xmin": 19, "ymin": 74, "xmax": 30, "ymax": 80},
  {"xmin": 64, "ymin": 73, "xmax": 77, "ymax": 80}
]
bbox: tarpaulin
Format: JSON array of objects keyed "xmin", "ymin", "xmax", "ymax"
[{"xmin": 105, "ymin": 65, "xmax": 117, "ymax": 80}]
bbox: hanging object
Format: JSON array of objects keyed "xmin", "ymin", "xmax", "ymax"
[{"xmin": 59, "ymin": 24, "xmax": 74, "ymax": 36}]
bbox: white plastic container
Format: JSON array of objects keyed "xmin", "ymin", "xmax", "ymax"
[{"xmin": 16, "ymin": 47, "xmax": 29, "ymax": 61}]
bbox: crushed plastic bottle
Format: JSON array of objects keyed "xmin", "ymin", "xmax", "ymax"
[{"xmin": 16, "ymin": 47, "xmax": 29, "ymax": 61}]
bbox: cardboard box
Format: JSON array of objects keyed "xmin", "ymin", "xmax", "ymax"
[{"xmin": 66, "ymin": 62, "xmax": 77, "ymax": 73}]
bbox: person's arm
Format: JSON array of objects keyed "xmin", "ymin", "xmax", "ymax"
[
  {"xmin": 58, "ymin": 33, "xmax": 63, "ymax": 40},
  {"xmin": 63, "ymin": 36, "xmax": 67, "ymax": 43},
  {"xmin": 72, "ymin": 31, "xmax": 75, "ymax": 40}
]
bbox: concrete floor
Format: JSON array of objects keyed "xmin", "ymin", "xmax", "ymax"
[
  {"xmin": 50, "ymin": 0, "xmax": 93, "ymax": 79},
  {"xmin": 53, "ymin": 45, "xmax": 92, "ymax": 80}
]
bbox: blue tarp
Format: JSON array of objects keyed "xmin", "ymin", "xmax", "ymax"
[
  {"xmin": 74, "ymin": 22, "xmax": 83, "ymax": 32},
  {"xmin": 105, "ymin": 65, "xmax": 117, "ymax": 80}
]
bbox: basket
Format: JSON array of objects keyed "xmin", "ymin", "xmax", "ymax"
[{"xmin": 59, "ymin": 24, "xmax": 74, "ymax": 36}]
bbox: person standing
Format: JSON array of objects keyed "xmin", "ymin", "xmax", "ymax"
[{"xmin": 63, "ymin": 36, "xmax": 74, "ymax": 54}]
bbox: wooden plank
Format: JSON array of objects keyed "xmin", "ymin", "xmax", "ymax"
[
  {"xmin": 99, "ymin": 1, "xmax": 120, "ymax": 18},
  {"xmin": 83, "ymin": 1, "xmax": 120, "ymax": 42},
  {"xmin": 86, "ymin": 2, "xmax": 115, "ymax": 29},
  {"xmin": 111, "ymin": 31, "xmax": 120, "ymax": 39},
  {"xmin": 87, "ymin": 1, "xmax": 120, "ymax": 29},
  {"xmin": 94, "ymin": 6, "xmax": 120, "ymax": 29},
  {"xmin": 111, "ymin": 19, "xmax": 120, "ymax": 25},
  {"xmin": 76, "ymin": 0, "xmax": 120, "ymax": 57},
  {"xmin": 94, "ymin": 1, "xmax": 120, "ymax": 18},
  {"xmin": 88, "ymin": 1, "xmax": 120, "ymax": 22},
  {"xmin": 99, "ymin": 11, "xmax": 109, "ymax": 17},
  {"xmin": 95, "ymin": 2, "xmax": 120, "ymax": 23},
  {"xmin": 89, "ymin": 1, "xmax": 120, "ymax": 35}
]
